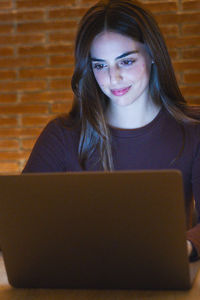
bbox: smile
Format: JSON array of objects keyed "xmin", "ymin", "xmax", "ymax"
[{"xmin": 111, "ymin": 86, "xmax": 131, "ymax": 96}]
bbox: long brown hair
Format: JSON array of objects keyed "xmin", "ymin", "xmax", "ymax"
[{"xmin": 70, "ymin": 0, "xmax": 199, "ymax": 170}]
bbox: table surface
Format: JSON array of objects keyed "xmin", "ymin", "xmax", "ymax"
[{"xmin": 1, "ymin": 253, "xmax": 200, "ymax": 300}]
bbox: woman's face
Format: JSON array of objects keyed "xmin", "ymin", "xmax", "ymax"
[{"xmin": 90, "ymin": 31, "xmax": 152, "ymax": 108}]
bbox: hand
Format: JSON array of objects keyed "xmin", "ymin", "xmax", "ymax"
[{"xmin": 187, "ymin": 240, "xmax": 193, "ymax": 257}]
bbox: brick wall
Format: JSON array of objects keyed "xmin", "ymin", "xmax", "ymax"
[{"xmin": 0, "ymin": 0, "xmax": 199, "ymax": 174}]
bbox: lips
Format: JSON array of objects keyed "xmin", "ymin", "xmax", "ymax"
[{"xmin": 111, "ymin": 86, "xmax": 131, "ymax": 96}]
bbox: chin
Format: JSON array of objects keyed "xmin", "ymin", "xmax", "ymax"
[{"xmin": 113, "ymin": 100, "xmax": 135, "ymax": 107}]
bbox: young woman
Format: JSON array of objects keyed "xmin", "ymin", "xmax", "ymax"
[{"xmin": 23, "ymin": 0, "xmax": 200, "ymax": 260}]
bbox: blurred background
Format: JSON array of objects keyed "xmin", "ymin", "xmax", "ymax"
[{"xmin": 0, "ymin": 0, "xmax": 199, "ymax": 174}]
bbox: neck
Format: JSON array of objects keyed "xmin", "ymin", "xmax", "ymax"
[{"xmin": 105, "ymin": 98, "xmax": 161, "ymax": 129}]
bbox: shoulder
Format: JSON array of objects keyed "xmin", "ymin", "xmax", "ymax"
[
  {"xmin": 163, "ymin": 106, "xmax": 200, "ymax": 131},
  {"xmin": 177, "ymin": 109, "xmax": 200, "ymax": 158},
  {"xmin": 182, "ymin": 106, "xmax": 200, "ymax": 136},
  {"xmin": 42, "ymin": 114, "xmax": 80, "ymax": 139},
  {"xmin": 159, "ymin": 107, "xmax": 200, "ymax": 154},
  {"xmin": 183, "ymin": 122, "xmax": 200, "ymax": 147}
]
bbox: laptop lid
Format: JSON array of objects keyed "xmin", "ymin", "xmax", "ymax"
[{"xmin": 0, "ymin": 170, "xmax": 197, "ymax": 289}]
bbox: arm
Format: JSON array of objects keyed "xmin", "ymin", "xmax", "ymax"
[
  {"xmin": 186, "ymin": 135, "xmax": 200, "ymax": 260},
  {"xmin": 23, "ymin": 118, "xmax": 68, "ymax": 173}
]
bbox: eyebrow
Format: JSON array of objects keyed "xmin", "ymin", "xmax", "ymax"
[{"xmin": 90, "ymin": 50, "xmax": 139, "ymax": 62}]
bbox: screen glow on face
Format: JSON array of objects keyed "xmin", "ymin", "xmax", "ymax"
[{"xmin": 90, "ymin": 31, "xmax": 152, "ymax": 108}]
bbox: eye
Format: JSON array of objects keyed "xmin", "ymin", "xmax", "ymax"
[
  {"xmin": 119, "ymin": 59, "xmax": 135, "ymax": 66},
  {"xmin": 92, "ymin": 63, "xmax": 107, "ymax": 70}
]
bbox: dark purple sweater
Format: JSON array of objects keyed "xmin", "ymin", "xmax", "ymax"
[{"xmin": 23, "ymin": 107, "xmax": 200, "ymax": 256}]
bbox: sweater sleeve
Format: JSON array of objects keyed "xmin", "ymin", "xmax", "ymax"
[
  {"xmin": 186, "ymin": 135, "xmax": 200, "ymax": 257},
  {"xmin": 22, "ymin": 119, "xmax": 68, "ymax": 173}
]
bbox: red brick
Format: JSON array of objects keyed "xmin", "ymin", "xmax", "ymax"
[
  {"xmin": 0, "ymin": 117, "xmax": 18, "ymax": 127},
  {"xmin": 187, "ymin": 99, "xmax": 200, "ymax": 105},
  {"xmin": 0, "ymin": 57, "xmax": 46, "ymax": 68},
  {"xmin": 20, "ymin": 91, "xmax": 73, "ymax": 103},
  {"xmin": 17, "ymin": 21, "xmax": 77, "ymax": 33},
  {"xmin": 182, "ymin": 25, "xmax": 200, "ymax": 36},
  {"xmin": 0, "ymin": 80, "xmax": 46, "ymax": 92},
  {"xmin": 183, "ymin": 73, "xmax": 200, "ymax": 84},
  {"xmin": 49, "ymin": 79, "xmax": 71, "ymax": 90},
  {"xmin": 0, "ymin": 10, "xmax": 45, "ymax": 22},
  {"xmin": 173, "ymin": 61, "xmax": 200, "ymax": 72},
  {"xmin": 145, "ymin": 1, "xmax": 178, "ymax": 13},
  {"xmin": 156, "ymin": 14, "xmax": 178, "ymax": 25},
  {"xmin": 177, "ymin": 13, "xmax": 200, "ymax": 24},
  {"xmin": 48, "ymin": 8, "xmax": 87, "ymax": 19},
  {"xmin": 182, "ymin": 0, "xmax": 200, "ymax": 10},
  {"xmin": 180, "ymin": 86, "xmax": 200, "ymax": 97},
  {"xmin": 0, "ymin": 94, "xmax": 17, "ymax": 103},
  {"xmin": 160, "ymin": 25, "xmax": 179, "ymax": 37},
  {"xmin": 175, "ymin": 73, "xmax": 181, "ymax": 84},
  {"xmin": 156, "ymin": 12, "xmax": 200, "ymax": 25},
  {"xmin": 0, "ymin": 0, "xmax": 12, "ymax": 10},
  {"xmin": 17, "ymin": 0, "xmax": 76, "ymax": 9},
  {"xmin": 0, "ymin": 162, "xmax": 19, "ymax": 174},
  {"xmin": 0, "ymin": 47, "xmax": 14, "ymax": 56},
  {"xmin": 166, "ymin": 37, "xmax": 200, "ymax": 49},
  {"xmin": 0, "ymin": 34, "xmax": 45, "ymax": 45},
  {"xmin": 181, "ymin": 49, "xmax": 200, "ymax": 59},
  {"xmin": 0, "ymin": 24, "xmax": 14, "ymax": 34},
  {"xmin": 80, "ymin": 0, "xmax": 100, "ymax": 5},
  {"xmin": 18, "ymin": 45, "xmax": 73, "ymax": 55},
  {"xmin": 0, "ymin": 140, "xmax": 19, "ymax": 150},
  {"xmin": 51, "ymin": 102, "xmax": 72, "ymax": 114},
  {"xmin": 0, "ymin": 104, "xmax": 48, "ymax": 114},
  {"xmin": 48, "ymin": 32, "xmax": 76, "ymax": 44},
  {"xmin": 0, "ymin": 128, "xmax": 42, "ymax": 138},
  {"xmin": 49, "ymin": 55, "xmax": 74, "ymax": 66},
  {"xmin": 169, "ymin": 49, "xmax": 179, "ymax": 60},
  {"xmin": 0, "ymin": 70, "xmax": 16, "ymax": 80},
  {"xmin": 21, "ymin": 138, "xmax": 36, "ymax": 150},
  {"xmin": 19, "ymin": 67, "xmax": 73, "ymax": 79},
  {"xmin": 22, "ymin": 116, "xmax": 52, "ymax": 127},
  {"xmin": 0, "ymin": 151, "xmax": 29, "ymax": 161}
]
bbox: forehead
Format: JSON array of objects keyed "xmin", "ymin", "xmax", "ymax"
[{"xmin": 90, "ymin": 31, "xmax": 146, "ymax": 60}]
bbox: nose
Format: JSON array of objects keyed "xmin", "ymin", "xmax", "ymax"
[{"xmin": 109, "ymin": 65, "xmax": 122, "ymax": 85}]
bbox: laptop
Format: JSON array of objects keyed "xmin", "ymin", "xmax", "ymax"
[{"xmin": 0, "ymin": 170, "xmax": 199, "ymax": 290}]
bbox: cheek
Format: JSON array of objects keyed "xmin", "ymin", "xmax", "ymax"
[
  {"xmin": 124, "ymin": 66, "xmax": 141, "ymax": 81},
  {"xmin": 93, "ymin": 71, "xmax": 107, "ymax": 88},
  {"xmin": 128, "ymin": 63, "xmax": 150, "ymax": 80}
]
